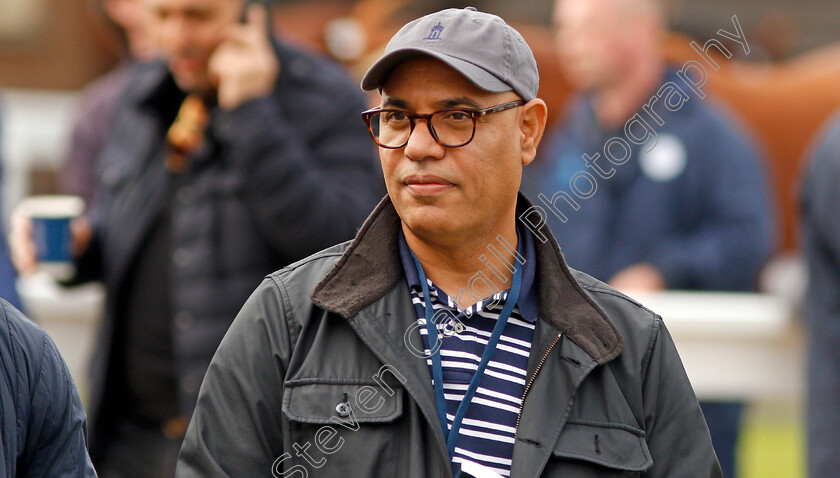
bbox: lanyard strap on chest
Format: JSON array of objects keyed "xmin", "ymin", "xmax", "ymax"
[{"xmin": 410, "ymin": 239, "xmax": 523, "ymax": 461}]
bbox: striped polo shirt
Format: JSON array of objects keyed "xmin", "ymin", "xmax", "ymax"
[{"xmin": 399, "ymin": 228, "xmax": 538, "ymax": 477}]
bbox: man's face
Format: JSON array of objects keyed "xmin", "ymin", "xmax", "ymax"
[
  {"xmin": 553, "ymin": 0, "xmax": 633, "ymax": 90},
  {"xmin": 379, "ymin": 57, "xmax": 528, "ymax": 243},
  {"xmin": 144, "ymin": 0, "xmax": 242, "ymax": 94}
]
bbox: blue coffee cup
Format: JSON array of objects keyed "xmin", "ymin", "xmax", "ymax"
[
  {"xmin": 32, "ymin": 216, "xmax": 73, "ymax": 262},
  {"xmin": 19, "ymin": 196, "xmax": 85, "ymax": 279}
]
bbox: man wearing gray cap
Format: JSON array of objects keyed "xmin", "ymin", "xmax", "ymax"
[{"xmin": 176, "ymin": 7, "xmax": 721, "ymax": 478}]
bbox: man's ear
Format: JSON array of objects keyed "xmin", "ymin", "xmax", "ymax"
[{"xmin": 519, "ymin": 99, "xmax": 548, "ymax": 166}]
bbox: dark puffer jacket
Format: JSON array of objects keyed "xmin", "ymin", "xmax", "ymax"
[{"xmin": 75, "ymin": 40, "xmax": 382, "ymax": 460}]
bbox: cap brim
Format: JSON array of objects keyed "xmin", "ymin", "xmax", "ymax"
[{"xmin": 361, "ymin": 48, "xmax": 511, "ymax": 94}]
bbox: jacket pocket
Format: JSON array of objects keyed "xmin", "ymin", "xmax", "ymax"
[
  {"xmin": 545, "ymin": 421, "xmax": 652, "ymax": 476},
  {"xmin": 279, "ymin": 380, "xmax": 404, "ymax": 477},
  {"xmin": 283, "ymin": 380, "xmax": 403, "ymax": 423}
]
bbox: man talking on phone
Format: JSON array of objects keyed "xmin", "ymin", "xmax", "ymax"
[{"xmin": 10, "ymin": 0, "xmax": 380, "ymax": 476}]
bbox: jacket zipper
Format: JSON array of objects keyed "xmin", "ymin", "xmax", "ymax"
[{"xmin": 515, "ymin": 333, "xmax": 562, "ymax": 435}]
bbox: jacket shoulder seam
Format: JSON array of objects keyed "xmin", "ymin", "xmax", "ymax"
[
  {"xmin": 580, "ymin": 285, "xmax": 654, "ymax": 314},
  {"xmin": 267, "ymin": 275, "xmax": 301, "ymax": 351},
  {"xmin": 267, "ymin": 251, "xmax": 346, "ymax": 279},
  {"xmin": 640, "ymin": 314, "xmax": 663, "ymax": 386}
]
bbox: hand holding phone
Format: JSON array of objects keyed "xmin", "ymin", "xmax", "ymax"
[{"xmin": 208, "ymin": 2, "xmax": 279, "ymax": 110}]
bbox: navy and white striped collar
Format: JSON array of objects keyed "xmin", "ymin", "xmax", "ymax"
[{"xmin": 397, "ymin": 226, "xmax": 539, "ymax": 323}]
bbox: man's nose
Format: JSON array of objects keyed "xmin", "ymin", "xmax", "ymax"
[
  {"xmin": 161, "ymin": 17, "xmax": 191, "ymax": 52},
  {"xmin": 404, "ymin": 118, "xmax": 445, "ymax": 161}
]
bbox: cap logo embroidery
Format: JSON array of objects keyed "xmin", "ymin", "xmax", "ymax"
[{"xmin": 423, "ymin": 22, "xmax": 444, "ymax": 40}]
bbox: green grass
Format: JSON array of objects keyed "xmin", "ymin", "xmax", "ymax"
[{"xmin": 739, "ymin": 400, "xmax": 805, "ymax": 478}]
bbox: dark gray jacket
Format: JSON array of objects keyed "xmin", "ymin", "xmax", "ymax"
[
  {"xmin": 177, "ymin": 195, "xmax": 721, "ymax": 478},
  {"xmin": 75, "ymin": 41, "xmax": 382, "ymax": 461},
  {"xmin": 801, "ymin": 111, "xmax": 840, "ymax": 478}
]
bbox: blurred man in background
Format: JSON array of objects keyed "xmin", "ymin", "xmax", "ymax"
[
  {"xmin": 801, "ymin": 111, "xmax": 840, "ymax": 478},
  {"xmin": 61, "ymin": 0, "xmax": 159, "ymax": 204},
  {"xmin": 522, "ymin": 0, "xmax": 776, "ymax": 475},
  {"xmin": 11, "ymin": 0, "xmax": 381, "ymax": 476},
  {"xmin": 0, "ymin": 299, "xmax": 97, "ymax": 477}
]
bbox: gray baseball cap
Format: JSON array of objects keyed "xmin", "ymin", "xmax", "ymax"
[{"xmin": 361, "ymin": 7, "xmax": 539, "ymax": 101}]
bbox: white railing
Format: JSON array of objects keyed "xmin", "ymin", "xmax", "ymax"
[
  {"xmin": 1, "ymin": 88, "xmax": 78, "ymax": 224},
  {"xmin": 628, "ymin": 291, "xmax": 802, "ymax": 400}
]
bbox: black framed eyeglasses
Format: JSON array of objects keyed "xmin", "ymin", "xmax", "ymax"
[{"xmin": 361, "ymin": 100, "xmax": 527, "ymax": 149}]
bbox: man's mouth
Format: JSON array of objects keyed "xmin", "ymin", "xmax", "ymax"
[
  {"xmin": 404, "ymin": 174, "xmax": 455, "ymax": 196},
  {"xmin": 171, "ymin": 57, "xmax": 204, "ymax": 76}
]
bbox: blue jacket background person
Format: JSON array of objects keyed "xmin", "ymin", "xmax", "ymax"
[
  {"xmin": 523, "ymin": 72, "xmax": 775, "ymax": 291},
  {"xmin": 0, "ymin": 299, "xmax": 97, "ymax": 477},
  {"xmin": 529, "ymin": 2, "xmax": 777, "ymax": 476}
]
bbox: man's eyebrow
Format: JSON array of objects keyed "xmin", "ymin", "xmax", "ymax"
[
  {"xmin": 382, "ymin": 97, "xmax": 411, "ymax": 109},
  {"xmin": 436, "ymin": 97, "xmax": 481, "ymax": 109},
  {"xmin": 381, "ymin": 96, "xmax": 482, "ymax": 110}
]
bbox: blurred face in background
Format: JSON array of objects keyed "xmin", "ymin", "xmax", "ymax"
[
  {"xmin": 554, "ymin": 0, "xmax": 660, "ymax": 91},
  {"xmin": 143, "ymin": 0, "xmax": 243, "ymax": 94},
  {"xmin": 104, "ymin": 0, "xmax": 159, "ymax": 61}
]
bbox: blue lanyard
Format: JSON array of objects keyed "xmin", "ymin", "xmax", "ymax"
[{"xmin": 410, "ymin": 239, "xmax": 523, "ymax": 462}]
